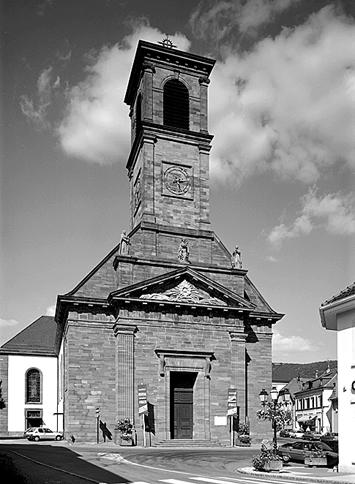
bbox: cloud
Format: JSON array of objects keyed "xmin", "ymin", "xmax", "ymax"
[
  {"xmin": 268, "ymin": 188, "xmax": 355, "ymax": 247},
  {"xmin": 45, "ymin": 305, "xmax": 56, "ymax": 316},
  {"xmin": 209, "ymin": 6, "xmax": 355, "ymax": 183},
  {"xmin": 19, "ymin": 66, "xmax": 59, "ymax": 129},
  {"xmin": 57, "ymin": 23, "xmax": 190, "ymax": 164},
  {"xmin": 190, "ymin": 0, "xmax": 301, "ymax": 42},
  {"xmin": 272, "ymin": 329, "xmax": 316, "ymax": 360},
  {"xmin": 0, "ymin": 318, "xmax": 19, "ymax": 328}
]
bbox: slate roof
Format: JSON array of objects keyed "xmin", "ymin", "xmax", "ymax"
[
  {"xmin": 0, "ymin": 316, "xmax": 57, "ymax": 356},
  {"xmin": 321, "ymin": 282, "xmax": 355, "ymax": 306}
]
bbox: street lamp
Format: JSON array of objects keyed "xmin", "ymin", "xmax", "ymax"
[{"xmin": 259, "ymin": 387, "xmax": 291, "ymax": 452}]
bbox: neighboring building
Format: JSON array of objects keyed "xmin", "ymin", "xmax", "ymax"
[
  {"xmin": 53, "ymin": 40, "xmax": 284, "ymax": 445},
  {"xmin": 320, "ymin": 282, "xmax": 355, "ymax": 473},
  {"xmin": 281, "ymin": 376, "xmax": 308, "ymax": 430},
  {"xmin": 0, "ymin": 316, "xmax": 62, "ymax": 436},
  {"xmin": 293, "ymin": 369, "xmax": 337, "ymax": 434}
]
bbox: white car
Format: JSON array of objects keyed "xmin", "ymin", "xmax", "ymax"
[
  {"xmin": 27, "ymin": 427, "xmax": 63, "ymax": 441},
  {"xmin": 289, "ymin": 430, "xmax": 304, "ymax": 439}
]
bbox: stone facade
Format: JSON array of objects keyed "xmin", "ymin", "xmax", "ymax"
[{"xmin": 56, "ymin": 40, "xmax": 283, "ymax": 445}]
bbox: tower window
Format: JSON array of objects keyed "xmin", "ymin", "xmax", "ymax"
[
  {"xmin": 26, "ymin": 368, "xmax": 41, "ymax": 403},
  {"xmin": 163, "ymin": 79, "xmax": 189, "ymax": 130}
]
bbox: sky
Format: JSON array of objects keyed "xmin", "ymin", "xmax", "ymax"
[{"xmin": 1, "ymin": 0, "xmax": 355, "ymax": 363}]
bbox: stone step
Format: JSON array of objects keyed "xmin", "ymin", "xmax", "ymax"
[{"xmin": 153, "ymin": 439, "xmax": 225, "ymax": 447}]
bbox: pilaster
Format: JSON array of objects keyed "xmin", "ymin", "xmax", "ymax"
[
  {"xmin": 114, "ymin": 323, "xmax": 137, "ymax": 422},
  {"xmin": 229, "ymin": 331, "xmax": 247, "ymax": 423}
]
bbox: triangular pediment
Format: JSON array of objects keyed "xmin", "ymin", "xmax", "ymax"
[
  {"xmin": 140, "ymin": 279, "xmax": 227, "ymax": 306},
  {"xmin": 109, "ymin": 267, "xmax": 255, "ymax": 310}
]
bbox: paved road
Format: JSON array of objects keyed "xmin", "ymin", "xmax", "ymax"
[{"xmin": 0, "ymin": 440, "xmax": 312, "ymax": 484}]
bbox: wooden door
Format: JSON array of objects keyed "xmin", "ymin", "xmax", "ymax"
[
  {"xmin": 174, "ymin": 387, "xmax": 193, "ymax": 439},
  {"xmin": 170, "ymin": 371, "xmax": 196, "ymax": 439}
]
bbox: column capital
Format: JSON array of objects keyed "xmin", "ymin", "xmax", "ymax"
[{"xmin": 113, "ymin": 323, "xmax": 137, "ymax": 337}]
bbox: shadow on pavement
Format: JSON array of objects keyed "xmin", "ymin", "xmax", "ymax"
[{"xmin": 1, "ymin": 442, "xmax": 129, "ymax": 483}]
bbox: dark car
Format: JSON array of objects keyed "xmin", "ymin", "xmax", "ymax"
[
  {"xmin": 302, "ymin": 431, "xmax": 322, "ymax": 440},
  {"xmin": 279, "ymin": 429, "xmax": 290, "ymax": 438},
  {"xmin": 278, "ymin": 440, "xmax": 338, "ymax": 467}
]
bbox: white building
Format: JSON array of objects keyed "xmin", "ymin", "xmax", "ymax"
[
  {"xmin": 0, "ymin": 316, "xmax": 62, "ymax": 436},
  {"xmin": 320, "ymin": 282, "xmax": 355, "ymax": 473},
  {"xmin": 293, "ymin": 369, "xmax": 337, "ymax": 434}
]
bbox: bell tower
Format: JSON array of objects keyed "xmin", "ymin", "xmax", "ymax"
[{"xmin": 124, "ymin": 40, "xmax": 215, "ymax": 235}]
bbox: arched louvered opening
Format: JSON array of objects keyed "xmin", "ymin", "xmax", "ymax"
[
  {"xmin": 26, "ymin": 368, "xmax": 41, "ymax": 403},
  {"xmin": 163, "ymin": 79, "xmax": 189, "ymax": 130}
]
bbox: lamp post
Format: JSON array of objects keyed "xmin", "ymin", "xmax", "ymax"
[{"xmin": 259, "ymin": 387, "xmax": 291, "ymax": 452}]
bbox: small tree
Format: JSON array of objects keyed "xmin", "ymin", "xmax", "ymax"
[
  {"xmin": 0, "ymin": 380, "xmax": 6, "ymax": 410},
  {"xmin": 257, "ymin": 401, "xmax": 292, "ymax": 452}
]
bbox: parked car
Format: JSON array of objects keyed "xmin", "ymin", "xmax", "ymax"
[
  {"xmin": 320, "ymin": 435, "xmax": 339, "ymax": 452},
  {"xmin": 27, "ymin": 427, "xmax": 63, "ymax": 441},
  {"xmin": 278, "ymin": 440, "xmax": 338, "ymax": 467},
  {"xmin": 279, "ymin": 429, "xmax": 290, "ymax": 438},
  {"xmin": 302, "ymin": 431, "xmax": 322, "ymax": 440},
  {"xmin": 289, "ymin": 430, "xmax": 304, "ymax": 438}
]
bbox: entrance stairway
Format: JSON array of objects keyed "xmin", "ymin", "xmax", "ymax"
[{"xmin": 153, "ymin": 439, "xmax": 225, "ymax": 448}]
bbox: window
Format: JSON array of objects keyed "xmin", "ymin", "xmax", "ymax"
[
  {"xmin": 163, "ymin": 79, "xmax": 189, "ymax": 130},
  {"xmin": 26, "ymin": 368, "xmax": 41, "ymax": 403}
]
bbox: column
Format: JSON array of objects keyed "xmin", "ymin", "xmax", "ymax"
[
  {"xmin": 114, "ymin": 323, "xmax": 137, "ymax": 421},
  {"xmin": 142, "ymin": 63, "xmax": 155, "ymax": 122},
  {"xmin": 199, "ymin": 76, "xmax": 210, "ymax": 133}
]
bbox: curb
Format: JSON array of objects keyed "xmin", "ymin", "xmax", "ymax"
[{"xmin": 237, "ymin": 467, "xmax": 355, "ymax": 484}]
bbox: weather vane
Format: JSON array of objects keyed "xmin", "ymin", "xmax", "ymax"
[{"xmin": 158, "ymin": 35, "xmax": 177, "ymax": 49}]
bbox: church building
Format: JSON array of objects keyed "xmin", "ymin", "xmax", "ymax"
[{"xmin": 1, "ymin": 40, "xmax": 283, "ymax": 444}]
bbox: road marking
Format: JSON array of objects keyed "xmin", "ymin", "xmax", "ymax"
[
  {"xmin": 190, "ymin": 478, "xmax": 242, "ymax": 484},
  {"xmin": 160, "ymin": 480, "xmax": 196, "ymax": 484},
  {"xmin": 211, "ymin": 476, "xmax": 314, "ymax": 484}
]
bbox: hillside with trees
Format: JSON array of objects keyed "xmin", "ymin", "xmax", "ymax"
[{"xmin": 272, "ymin": 360, "xmax": 337, "ymax": 382}]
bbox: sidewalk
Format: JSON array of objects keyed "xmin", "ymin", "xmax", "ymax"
[{"xmin": 238, "ymin": 466, "xmax": 355, "ymax": 483}]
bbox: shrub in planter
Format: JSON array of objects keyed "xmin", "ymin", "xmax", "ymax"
[
  {"xmin": 238, "ymin": 434, "xmax": 251, "ymax": 445},
  {"xmin": 115, "ymin": 418, "xmax": 136, "ymax": 445},
  {"xmin": 237, "ymin": 422, "xmax": 251, "ymax": 446},
  {"xmin": 252, "ymin": 446, "xmax": 283, "ymax": 472}
]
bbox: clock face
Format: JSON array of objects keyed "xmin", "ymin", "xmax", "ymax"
[
  {"xmin": 164, "ymin": 166, "xmax": 191, "ymax": 195},
  {"xmin": 133, "ymin": 175, "xmax": 141, "ymax": 212}
]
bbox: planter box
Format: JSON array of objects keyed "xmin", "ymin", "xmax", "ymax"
[
  {"xmin": 304, "ymin": 456, "xmax": 327, "ymax": 467},
  {"xmin": 263, "ymin": 460, "xmax": 283, "ymax": 472},
  {"xmin": 118, "ymin": 432, "xmax": 136, "ymax": 446}
]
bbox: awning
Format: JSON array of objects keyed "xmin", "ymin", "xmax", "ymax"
[{"xmin": 297, "ymin": 416, "xmax": 316, "ymax": 423}]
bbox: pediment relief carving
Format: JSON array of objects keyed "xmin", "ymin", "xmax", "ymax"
[{"xmin": 139, "ymin": 279, "xmax": 227, "ymax": 306}]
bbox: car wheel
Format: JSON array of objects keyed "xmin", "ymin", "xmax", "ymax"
[
  {"xmin": 282, "ymin": 455, "xmax": 290, "ymax": 463},
  {"xmin": 55, "ymin": 435, "xmax": 61, "ymax": 441},
  {"xmin": 34, "ymin": 436, "xmax": 40, "ymax": 442}
]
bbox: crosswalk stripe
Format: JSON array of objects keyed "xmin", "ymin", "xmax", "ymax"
[
  {"xmin": 160, "ymin": 480, "xmax": 195, "ymax": 484},
  {"xmin": 189, "ymin": 478, "xmax": 241, "ymax": 484}
]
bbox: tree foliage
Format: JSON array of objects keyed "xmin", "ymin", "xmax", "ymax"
[
  {"xmin": 257, "ymin": 401, "xmax": 292, "ymax": 429},
  {"xmin": 0, "ymin": 380, "xmax": 6, "ymax": 410}
]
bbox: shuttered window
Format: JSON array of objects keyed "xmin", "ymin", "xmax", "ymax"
[{"xmin": 163, "ymin": 80, "xmax": 189, "ymax": 130}]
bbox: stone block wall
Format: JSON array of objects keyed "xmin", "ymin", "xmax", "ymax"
[{"xmin": 64, "ymin": 315, "xmax": 117, "ymax": 443}]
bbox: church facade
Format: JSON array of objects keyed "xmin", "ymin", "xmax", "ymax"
[{"xmin": 54, "ymin": 41, "xmax": 282, "ymax": 445}]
